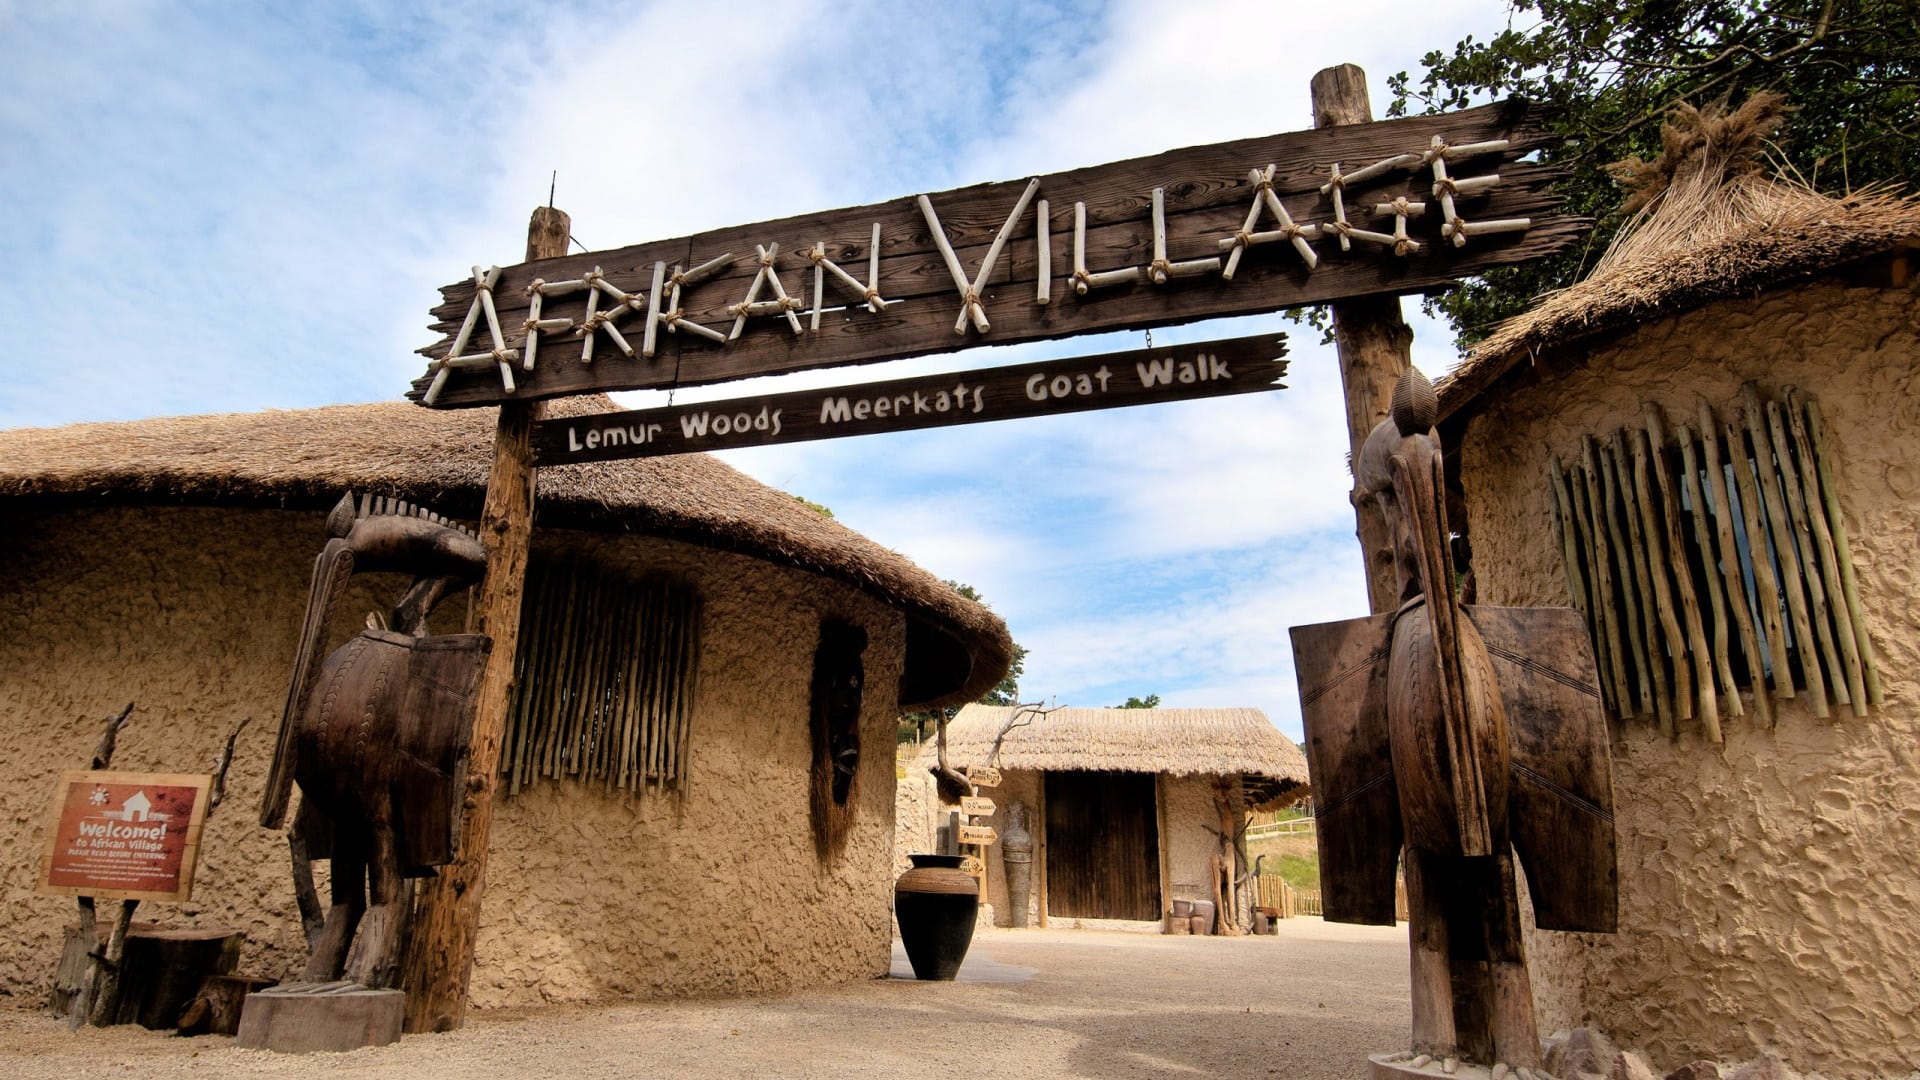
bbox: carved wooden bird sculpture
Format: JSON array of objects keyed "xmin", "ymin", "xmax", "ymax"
[
  {"xmin": 259, "ymin": 493, "xmax": 491, "ymax": 990},
  {"xmin": 1291, "ymin": 370, "xmax": 1616, "ymax": 1076}
]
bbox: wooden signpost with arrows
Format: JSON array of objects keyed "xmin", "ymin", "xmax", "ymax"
[{"xmin": 394, "ymin": 69, "xmax": 1585, "ymax": 1033}]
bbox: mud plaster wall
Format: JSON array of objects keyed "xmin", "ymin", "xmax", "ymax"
[
  {"xmin": 0, "ymin": 506, "xmax": 905, "ymax": 1009},
  {"xmin": 1162, "ymin": 773, "xmax": 1230, "ymax": 914},
  {"xmin": 1457, "ymin": 274, "xmax": 1920, "ymax": 1079}
]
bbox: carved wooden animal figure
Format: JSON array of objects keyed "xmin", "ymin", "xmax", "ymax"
[
  {"xmin": 1291, "ymin": 371, "xmax": 1616, "ymax": 1075},
  {"xmin": 259, "ymin": 493, "xmax": 490, "ymax": 989}
]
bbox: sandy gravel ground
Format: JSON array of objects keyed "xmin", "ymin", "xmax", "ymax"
[{"xmin": 1, "ymin": 918, "xmax": 1409, "ymax": 1079}]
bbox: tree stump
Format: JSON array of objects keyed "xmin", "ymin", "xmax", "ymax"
[
  {"xmin": 51, "ymin": 923, "xmax": 243, "ymax": 1029},
  {"xmin": 177, "ymin": 974, "xmax": 278, "ymax": 1036}
]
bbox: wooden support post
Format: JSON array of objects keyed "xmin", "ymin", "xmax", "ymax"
[
  {"xmin": 1313, "ymin": 64, "xmax": 1413, "ymax": 615},
  {"xmin": 401, "ymin": 205, "xmax": 569, "ymax": 1033}
]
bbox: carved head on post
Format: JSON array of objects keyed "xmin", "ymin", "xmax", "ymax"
[{"xmin": 1355, "ymin": 368, "xmax": 1453, "ymax": 612}]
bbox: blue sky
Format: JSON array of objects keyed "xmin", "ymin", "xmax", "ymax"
[{"xmin": 1, "ymin": 0, "xmax": 1514, "ymax": 737}]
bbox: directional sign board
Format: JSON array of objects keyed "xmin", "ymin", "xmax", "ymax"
[
  {"xmin": 533, "ymin": 334, "xmax": 1284, "ymax": 465},
  {"xmin": 961, "ymin": 796, "xmax": 997, "ymax": 818},
  {"xmin": 959, "ymin": 824, "xmax": 998, "ymax": 846},
  {"xmin": 412, "ymin": 100, "xmax": 1578, "ymax": 408},
  {"xmin": 964, "ymin": 766, "xmax": 1002, "ymax": 789}
]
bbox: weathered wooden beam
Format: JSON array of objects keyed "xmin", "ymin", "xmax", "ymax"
[
  {"xmin": 1313, "ymin": 64, "xmax": 1413, "ymax": 616},
  {"xmin": 412, "ymin": 98, "xmax": 1579, "ymax": 408},
  {"xmin": 400, "ymin": 205, "xmax": 567, "ymax": 1033}
]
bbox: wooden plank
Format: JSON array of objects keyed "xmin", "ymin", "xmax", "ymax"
[
  {"xmin": 1314, "ymin": 63, "xmax": 1415, "ymax": 617},
  {"xmin": 400, "ymin": 206, "xmax": 564, "ymax": 1035},
  {"xmin": 532, "ymin": 333, "xmax": 1286, "ymax": 465},
  {"xmin": 960, "ymin": 796, "xmax": 996, "ymax": 818},
  {"xmin": 412, "ymin": 99, "xmax": 1580, "ymax": 407}
]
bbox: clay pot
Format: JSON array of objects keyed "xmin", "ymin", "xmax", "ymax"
[
  {"xmin": 1190, "ymin": 899, "xmax": 1216, "ymax": 936},
  {"xmin": 1000, "ymin": 804, "xmax": 1034, "ymax": 929},
  {"xmin": 894, "ymin": 854, "xmax": 979, "ymax": 980}
]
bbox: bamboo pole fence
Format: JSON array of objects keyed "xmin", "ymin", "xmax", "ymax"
[
  {"xmin": 499, "ymin": 558, "xmax": 702, "ymax": 795},
  {"xmin": 1545, "ymin": 385, "xmax": 1877, "ymax": 740}
]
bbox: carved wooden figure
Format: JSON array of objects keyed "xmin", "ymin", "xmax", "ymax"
[
  {"xmin": 258, "ymin": 493, "xmax": 491, "ymax": 990},
  {"xmin": 1291, "ymin": 372, "xmax": 1616, "ymax": 1077}
]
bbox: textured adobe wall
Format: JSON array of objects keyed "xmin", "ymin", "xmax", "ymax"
[
  {"xmin": 0, "ymin": 506, "xmax": 904, "ymax": 1009},
  {"xmin": 1162, "ymin": 773, "xmax": 1224, "ymax": 911},
  {"xmin": 1457, "ymin": 274, "xmax": 1920, "ymax": 1078}
]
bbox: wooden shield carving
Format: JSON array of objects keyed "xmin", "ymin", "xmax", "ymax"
[
  {"xmin": 1466, "ymin": 605, "xmax": 1618, "ymax": 933},
  {"xmin": 394, "ymin": 633, "xmax": 491, "ymax": 872},
  {"xmin": 1290, "ymin": 612, "xmax": 1401, "ymax": 926}
]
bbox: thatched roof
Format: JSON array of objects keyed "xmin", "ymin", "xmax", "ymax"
[
  {"xmin": 0, "ymin": 396, "xmax": 1013, "ymax": 709},
  {"xmin": 918, "ymin": 705, "xmax": 1309, "ymax": 810},
  {"xmin": 1437, "ymin": 99, "xmax": 1920, "ymax": 423}
]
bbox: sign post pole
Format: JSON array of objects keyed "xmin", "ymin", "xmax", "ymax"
[
  {"xmin": 400, "ymin": 205, "xmax": 569, "ymax": 1034},
  {"xmin": 1313, "ymin": 63, "xmax": 1417, "ymax": 617}
]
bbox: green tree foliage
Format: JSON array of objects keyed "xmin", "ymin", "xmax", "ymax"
[
  {"xmin": 1389, "ymin": 0, "xmax": 1920, "ymax": 349},
  {"xmin": 1112, "ymin": 694, "xmax": 1162, "ymax": 709},
  {"xmin": 899, "ymin": 581, "xmax": 1028, "ymax": 743}
]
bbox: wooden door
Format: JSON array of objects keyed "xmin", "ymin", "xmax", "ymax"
[{"xmin": 1043, "ymin": 770, "xmax": 1162, "ymax": 920}]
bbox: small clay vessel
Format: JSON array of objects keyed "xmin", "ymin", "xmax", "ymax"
[{"xmin": 894, "ymin": 854, "xmax": 979, "ymax": 980}]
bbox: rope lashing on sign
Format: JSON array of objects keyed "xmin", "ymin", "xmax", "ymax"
[
  {"xmin": 424, "ymin": 265, "xmax": 520, "ymax": 405},
  {"xmin": 643, "ymin": 251, "xmax": 734, "ymax": 356},
  {"xmin": 1218, "ymin": 165, "xmax": 1320, "ymax": 279},
  {"xmin": 1147, "ymin": 186, "xmax": 1222, "ymax": 285},
  {"xmin": 727, "ymin": 243, "xmax": 804, "ymax": 340},
  {"xmin": 919, "ymin": 177, "xmax": 1040, "ymax": 335},
  {"xmin": 804, "ymin": 225, "xmax": 896, "ymax": 331},
  {"xmin": 1069, "ymin": 199, "xmax": 1142, "ymax": 296},
  {"xmin": 1374, "ymin": 197, "xmax": 1428, "ymax": 256},
  {"xmin": 1423, "ymin": 136, "xmax": 1530, "ymax": 248},
  {"xmin": 514, "ymin": 278, "xmax": 580, "ymax": 372}
]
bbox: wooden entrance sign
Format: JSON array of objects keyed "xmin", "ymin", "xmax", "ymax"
[
  {"xmin": 38, "ymin": 771, "xmax": 211, "ymax": 904},
  {"xmin": 411, "ymin": 100, "xmax": 1577, "ymax": 409},
  {"xmin": 533, "ymin": 335, "xmax": 1286, "ymax": 465}
]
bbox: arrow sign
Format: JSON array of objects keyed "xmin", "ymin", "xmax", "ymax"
[
  {"xmin": 959, "ymin": 824, "xmax": 997, "ymax": 846},
  {"xmin": 961, "ymin": 796, "xmax": 996, "ymax": 818},
  {"xmin": 964, "ymin": 765, "xmax": 1002, "ymax": 789},
  {"xmin": 532, "ymin": 334, "xmax": 1286, "ymax": 465}
]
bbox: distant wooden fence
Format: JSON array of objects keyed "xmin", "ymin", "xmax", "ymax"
[{"xmin": 1253, "ymin": 873, "xmax": 1407, "ymax": 922}]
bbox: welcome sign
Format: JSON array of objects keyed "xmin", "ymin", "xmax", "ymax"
[{"xmin": 38, "ymin": 771, "xmax": 212, "ymax": 903}]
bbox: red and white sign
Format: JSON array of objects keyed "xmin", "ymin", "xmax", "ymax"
[{"xmin": 37, "ymin": 770, "xmax": 212, "ymax": 903}]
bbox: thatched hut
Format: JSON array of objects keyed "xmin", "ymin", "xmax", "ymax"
[
  {"xmin": 0, "ymin": 396, "xmax": 1012, "ymax": 1009},
  {"xmin": 1434, "ymin": 102, "xmax": 1920, "ymax": 1078},
  {"xmin": 908, "ymin": 705, "xmax": 1308, "ymax": 932}
]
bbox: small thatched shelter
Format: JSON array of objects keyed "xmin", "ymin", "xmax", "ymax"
[
  {"xmin": 0, "ymin": 396, "xmax": 1012, "ymax": 1009},
  {"xmin": 1433, "ymin": 99, "xmax": 1920, "ymax": 1078},
  {"xmin": 907, "ymin": 706, "xmax": 1307, "ymax": 932}
]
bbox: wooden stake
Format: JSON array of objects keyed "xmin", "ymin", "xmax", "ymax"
[
  {"xmin": 1676, "ymin": 422, "xmax": 1741, "ymax": 719},
  {"xmin": 1548, "ymin": 459, "xmax": 1609, "ymax": 712},
  {"xmin": 1570, "ymin": 455, "xmax": 1630, "ymax": 717},
  {"xmin": 1698, "ymin": 403, "xmax": 1771, "ymax": 728},
  {"xmin": 1643, "ymin": 405, "xmax": 1716, "ymax": 735},
  {"xmin": 1782, "ymin": 391, "xmax": 1867, "ymax": 715},
  {"xmin": 1726, "ymin": 414, "xmax": 1793, "ymax": 703},
  {"xmin": 1741, "ymin": 385, "xmax": 1827, "ymax": 715},
  {"xmin": 401, "ymin": 204, "xmax": 566, "ymax": 1034},
  {"xmin": 1803, "ymin": 395, "xmax": 1880, "ymax": 704},
  {"xmin": 1768, "ymin": 398, "xmax": 1853, "ymax": 712},
  {"xmin": 1605, "ymin": 434, "xmax": 1671, "ymax": 729},
  {"xmin": 1585, "ymin": 436, "xmax": 1649, "ymax": 717},
  {"xmin": 1313, "ymin": 64, "xmax": 1411, "ymax": 616},
  {"xmin": 1625, "ymin": 426, "xmax": 1689, "ymax": 733}
]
